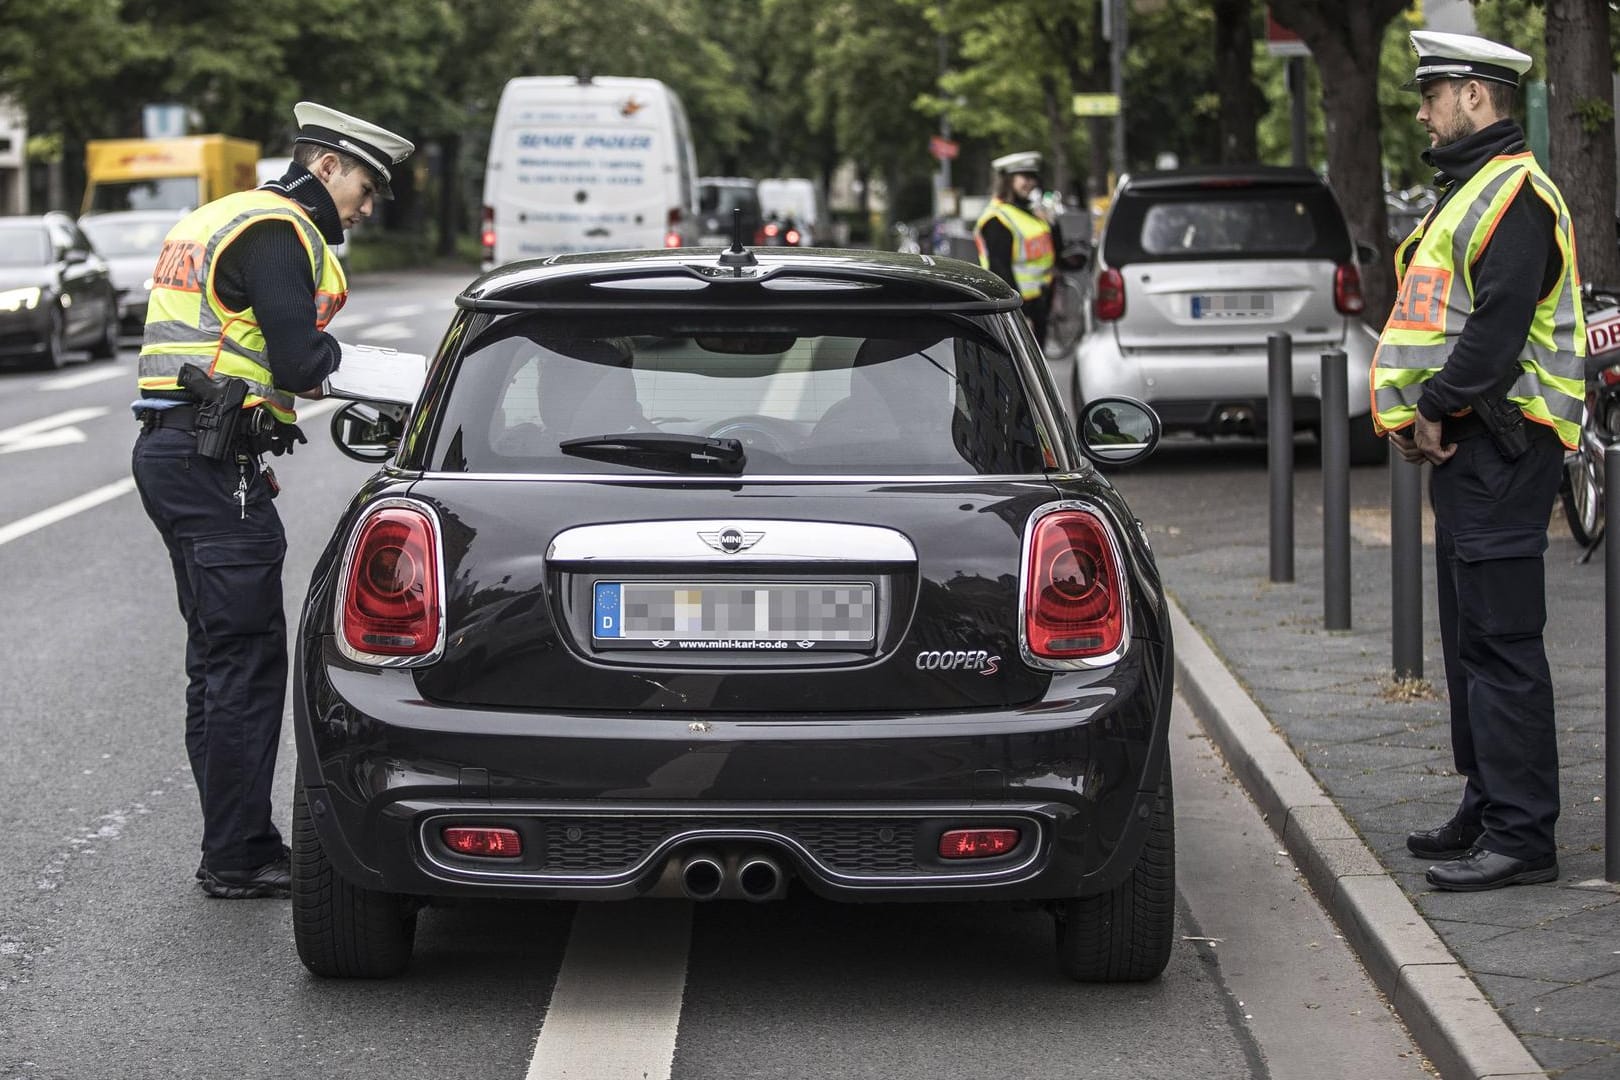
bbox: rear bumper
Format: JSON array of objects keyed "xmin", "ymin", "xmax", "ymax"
[
  {"xmin": 1076, "ymin": 326, "xmax": 1376, "ymax": 431},
  {"xmin": 293, "ymin": 634, "xmax": 1173, "ymax": 903}
]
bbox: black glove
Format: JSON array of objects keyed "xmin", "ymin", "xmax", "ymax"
[{"xmin": 264, "ymin": 422, "xmax": 308, "ymax": 457}]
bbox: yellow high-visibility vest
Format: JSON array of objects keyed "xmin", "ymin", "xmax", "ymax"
[
  {"xmin": 1371, "ymin": 152, "xmax": 1584, "ymax": 449},
  {"xmin": 975, "ymin": 199, "xmax": 1055, "ymax": 300},
  {"xmin": 138, "ymin": 189, "xmax": 347, "ymax": 423}
]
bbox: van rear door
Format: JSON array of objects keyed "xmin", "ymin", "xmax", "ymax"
[{"xmin": 490, "ymin": 87, "xmax": 671, "ymax": 261}]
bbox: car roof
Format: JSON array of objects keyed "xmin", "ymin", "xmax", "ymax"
[
  {"xmin": 1119, "ymin": 165, "xmax": 1327, "ymax": 193},
  {"xmin": 458, "ymin": 248, "xmax": 1021, "ymax": 314},
  {"xmin": 698, "ymin": 177, "xmax": 757, "ymax": 188}
]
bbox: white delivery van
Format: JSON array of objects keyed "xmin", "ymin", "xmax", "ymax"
[
  {"xmin": 757, "ymin": 177, "xmax": 828, "ymax": 247},
  {"xmin": 482, "ymin": 75, "xmax": 700, "ymax": 266}
]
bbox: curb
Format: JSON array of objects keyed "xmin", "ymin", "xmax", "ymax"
[{"xmin": 1166, "ymin": 593, "xmax": 1547, "ymax": 1080}]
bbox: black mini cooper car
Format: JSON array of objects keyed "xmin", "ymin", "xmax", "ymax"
[{"xmin": 293, "ymin": 243, "xmax": 1173, "ymax": 982}]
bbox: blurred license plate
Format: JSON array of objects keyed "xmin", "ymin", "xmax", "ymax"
[
  {"xmin": 593, "ymin": 581, "xmax": 876, "ymax": 651},
  {"xmin": 1191, "ymin": 293, "xmax": 1273, "ymax": 318}
]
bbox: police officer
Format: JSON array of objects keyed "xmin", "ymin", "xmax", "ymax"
[
  {"xmin": 1372, "ymin": 32, "xmax": 1584, "ymax": 891},
  {"xmin": 975, "ymin": 151, "xmax": 1057, "ymax": 343},
  {"xmin": 132, "ymin": 103, "xmax": 413, "ymax": 898}
]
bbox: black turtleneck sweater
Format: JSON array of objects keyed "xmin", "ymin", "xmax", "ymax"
[
  {"xmin": 1414, "ymin": 118, "xmax": 1561, "ymax": 423},
  {"xmin": 208, "ymin": 162, "xmax": 347, "ymax": 394}
]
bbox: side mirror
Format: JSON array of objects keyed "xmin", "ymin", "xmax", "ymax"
[
  {"xmin": 330, "ymin": 400, "xmax": 405, "ymax": 463},
  {"xmin": 1355, "ymin": 241, "xmax": 1378, "ymax": 265},
  {"xmin": 1077, "ymin": 396, "xmax": 1161, "ymax": 467}
]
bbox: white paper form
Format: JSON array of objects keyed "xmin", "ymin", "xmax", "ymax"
[{"xmin": 323, "ymin": 342, "xmax": 428, "ymax": 406}]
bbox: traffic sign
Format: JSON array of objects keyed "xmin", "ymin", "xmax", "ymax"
[
  {"xmin": 1266, "ymin": 10, "xmax": 1310, "ymax": 58},
  {"xmin": 1072, "ymin": 93, "xmax": 1120, "ymax": 118},
  {"xmin": 929, "ymin": 135, "xmax": 959, "ymax": 161}
]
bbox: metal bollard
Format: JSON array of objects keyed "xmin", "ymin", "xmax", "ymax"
[
  {"xmin": 1320, "ymin": 349, "xmax": 1350, "ymax": 629},
  {"xmin": 1390, "ymin": 447, "xmax": 1424, "ymax": 679},
  {"xmin": 1607, "ymin": 445, "xmax": 1620, "ymax": 881},
  {"xmin": 1268, "ymin": 333, "xmax": 1294, "ymax": 583}
]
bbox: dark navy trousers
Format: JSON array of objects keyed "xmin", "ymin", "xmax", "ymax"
[
  {"xmin": 1430, "ymin": 425, "xmax": 1564, "ymax": 861},
  {"xmin": 133, "ymin": 426, "xmax": 287, "ymax": 872}
]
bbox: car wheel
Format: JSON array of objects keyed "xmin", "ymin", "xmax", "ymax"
[
  {"xmin": 38, "ymin": 306, "xmax": 68, "ymax": 371},
  {"xmin": 291, "ymin": 783, "xmax": 417, "ymax": 978},
  {"xmin": 1052, "ymin": 756, "xmax": 1174, "ymax": 983},
  {"xmin": 90, "ymin": 300, "xmax": 119, "ymax": 360},
  {"xmin": 1346, "ymin": 416, "xmax": 1389, "ymax": 466}
]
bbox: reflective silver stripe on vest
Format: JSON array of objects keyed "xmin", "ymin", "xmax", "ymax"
[
  {"xmin": 141, "ymin": 319, "xmax": 219, "ymax": 346},
  {"xmin": 1376, "ymin": 369, "xmax": 1582, "ymax": 425},
  {"xmin": 136, "ymin": 353, "xmax": 279, "ymax": 405}
]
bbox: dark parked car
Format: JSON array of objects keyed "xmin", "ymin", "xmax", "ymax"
[
  {"xmin": 79, "ymin": 209, "xmax": 183, "ymax": 338},
  {"xmin": 0, "ymin": 212, "xmax": 119, "ymax": 369},
  {"xmin": 697, "ymin": 176, "xmax": 764, "ymax": 246},
  {"xmin": 293, "ymin": 245, "xmax": 1174, "ymax": 983}
]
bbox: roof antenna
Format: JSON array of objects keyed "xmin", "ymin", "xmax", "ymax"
[{"xmin": 717, "ymin": 207, "xmax": 757, "ymax": 275}]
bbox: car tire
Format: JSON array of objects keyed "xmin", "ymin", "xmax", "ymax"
[
  {"xmin": 38, "ymin": 306, "xmax": 68, "ymax": 371},
  {"xmin": 1052, "ymin": 757, "xmax": 1174, "ymax": 983},
  {"xmin": 291, "ymin": 783, "xmax": 417, "ymax": 978},
  {"xmin": 1346, "ymin": 416, "xmax": 1389, "ymax": 466},
  {"xmin": 90, "ymin": 299, "xmax": 119, "ymax": 360}
]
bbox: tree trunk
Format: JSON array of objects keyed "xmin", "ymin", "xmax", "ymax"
[
  {"xmin": 1085, "ymin": 0, "xmax": 1111, "ymax": 199},
  {"xmin": 436, "ymin": 132, "xmax": 462, "ymax": 258},
  {"xmin": 1270, "ymin": 0, "xmax": 1407, "ymax": 324},
  {"xmin": 1212, "ymin": 0, "xmax": 1259, "ymax": 163},
  {"xmin": 1041, "ymin": 75, "xmax": 1072, "ymax": 200},
  {"xmin": 1546, "ymin": 0, "xmax": 1620, "ymax": 289}
]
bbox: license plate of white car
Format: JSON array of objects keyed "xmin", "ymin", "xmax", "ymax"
[
  {"xmin": 1191, "ymin": 293, "xmax": 1273, "ymax": 319},
  {"xmin": 592, "ymin": 581, "xmax": 876, "ymax": 650}
]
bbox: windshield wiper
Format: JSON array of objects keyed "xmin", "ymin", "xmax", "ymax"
[{"xmin": 558, "ymin": 432, "xmax": 746, "ymax": 472}]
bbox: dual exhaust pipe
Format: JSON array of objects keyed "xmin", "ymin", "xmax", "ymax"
[{"xmin": 678, "ymin": 849, "xmax": 787, "ymax": 902}]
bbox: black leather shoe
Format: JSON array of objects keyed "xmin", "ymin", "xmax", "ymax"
[
  {"xmin": 199, "ymin": 853, "xmax": 291, "ymax": 899},
  {"xmin": 1426, "ymin": 848, "xmax": 1559, "ymax": 892},
  {"xmin": 1406, "ymin": 821, "xmax": 1483, "ymax": 859}
]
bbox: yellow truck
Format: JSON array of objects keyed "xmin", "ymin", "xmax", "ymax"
[{"xmin": 81, "ymin": 135, "xmax": 260, "ymax": 216}]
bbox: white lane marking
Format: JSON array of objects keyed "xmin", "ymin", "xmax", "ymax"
[
  {"xmin": 377, "ymin": 304, "xmax": 423, "ymax": 319},
  {"xmin": 0, "ymin": 406, "xmax": 110, "ymax": 454},
  {"xmin": 0, "ymin": 477, "xmax": 136, "ymax": 548},
  {"xmin": 0, "ymin": 427, "xmax": 87, "ymax": 455},
  {"xmin": 40, "ymin": 367, "xmax": 127, "ymax": 391},
  {"xmin": 525, "ymin": 902, "xmax": 691, "ymax": 1080},
  {"xmin": 356, "ymin": 322, "xmax": 415, "ymax": 342}
]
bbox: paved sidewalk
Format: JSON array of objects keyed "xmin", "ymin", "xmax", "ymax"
[{"xmin": 1162, "ymin": 483, "xmax": 1620, "ymax": 1080}]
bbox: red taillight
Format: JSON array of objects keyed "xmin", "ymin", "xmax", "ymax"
[
  {"xmin": 753, "ymin": 227, "xmax": 769, "ymax": 245},
  {"xmin": 480, "ymin": 205, "xmax": 495, "ymax": 256},
  {"xmin": 665, "ymin": 207, "xmax": 683, "ymax": 247},
  {"xmin": 442, "ymin": 827, "xmax": 523, "ymax": 858},
  {"xmin": 784, "ymin": 228, "xmax": 801, "ymax": 246},
  {"xmin": 763, "ymin": 222, "xmax": 780, "ymax": 238},
  {"xmin": 1024, "ymin": 510, "xmax": 1125, "ymax": 659},
  {"xmin": 1093, "ymin": 267, "xmax": 1125, "ymax": 321},
  {"xmin": 939, "ymin": 828, "xmax": 1020, "ymax": 859},
  {"xmin": 340, "ymin": 507, "xmax": 440, "ymax": 658},
  {"xmin": 1601, "ymin": 365, "xmax": 1620, "ymax": 386},
  {"xmin": 1334, "ymin": 262, "xmax": 1365, "ymax": 315},
  {"xmin": 664, "ymin": 232, "xmax": 682, "ymax": 248}
]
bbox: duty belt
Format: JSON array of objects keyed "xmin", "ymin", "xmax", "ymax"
[{"xmin": 138, "ymin": 405, "xmax": 201, "ymax": 432}]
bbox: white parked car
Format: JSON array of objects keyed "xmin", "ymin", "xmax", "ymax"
[{"xmin": 1071, "ymin": 166, "xmax": 1385, "ymax": 464}]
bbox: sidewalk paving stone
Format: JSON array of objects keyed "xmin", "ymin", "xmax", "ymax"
[{"xmin": 1159, "ymin": 491, "xmax": 1619, "ymax": 1079}]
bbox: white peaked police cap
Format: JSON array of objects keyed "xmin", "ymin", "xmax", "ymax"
[
  {"xmin": 292, "ymin": 102, "xmax": 415, "ymax": 199},
  {"xmin": 991, "ymin": 150, "xmax": 1043, "ymax": 175},
  {"xmin": 1408, "ymin": 30, "xmax": 1532, "ymax": 88}
]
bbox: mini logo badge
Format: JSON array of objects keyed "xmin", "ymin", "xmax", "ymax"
[{"xmin": 698, "ymin": 528, "xmax": 764, "ymax": 554}]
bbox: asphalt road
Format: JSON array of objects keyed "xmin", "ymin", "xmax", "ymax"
[{"xmin": 1, "ymin": 269, "xmax": 1427, "ymax": 1080}]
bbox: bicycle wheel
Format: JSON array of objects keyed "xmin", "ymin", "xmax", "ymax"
[{"xmin": 1561, "ymin": 449, "xmax": 1605, "ymax": 547}]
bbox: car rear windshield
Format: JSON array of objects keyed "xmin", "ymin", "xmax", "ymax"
[
  {"xmin": 426, "ymin": 312, "xmax": 1046, "ymax": 476},
  {"xmin": 699, "ymin": 185, "xmax": 760, "ymax": 217},
  {"xmin": 1104, "ymin": 183, "xmax": 1351, "ymax": 266},
  {"xmin": 0, "ymin": 224, "xmax": 49, "ymax": 266}
]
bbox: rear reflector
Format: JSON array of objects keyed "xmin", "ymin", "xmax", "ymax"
[
  {"xmin": 442, "ymin": 827, "xmax": 523, "ymax": 858},
  {"xmin": 939, "ymin": 828, "xmax": 1020, "ymax": 859}
]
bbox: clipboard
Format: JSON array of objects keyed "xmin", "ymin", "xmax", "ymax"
[{"xmin": 323, "ymin": 342, "xmax": 428, "ymax": 406}]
